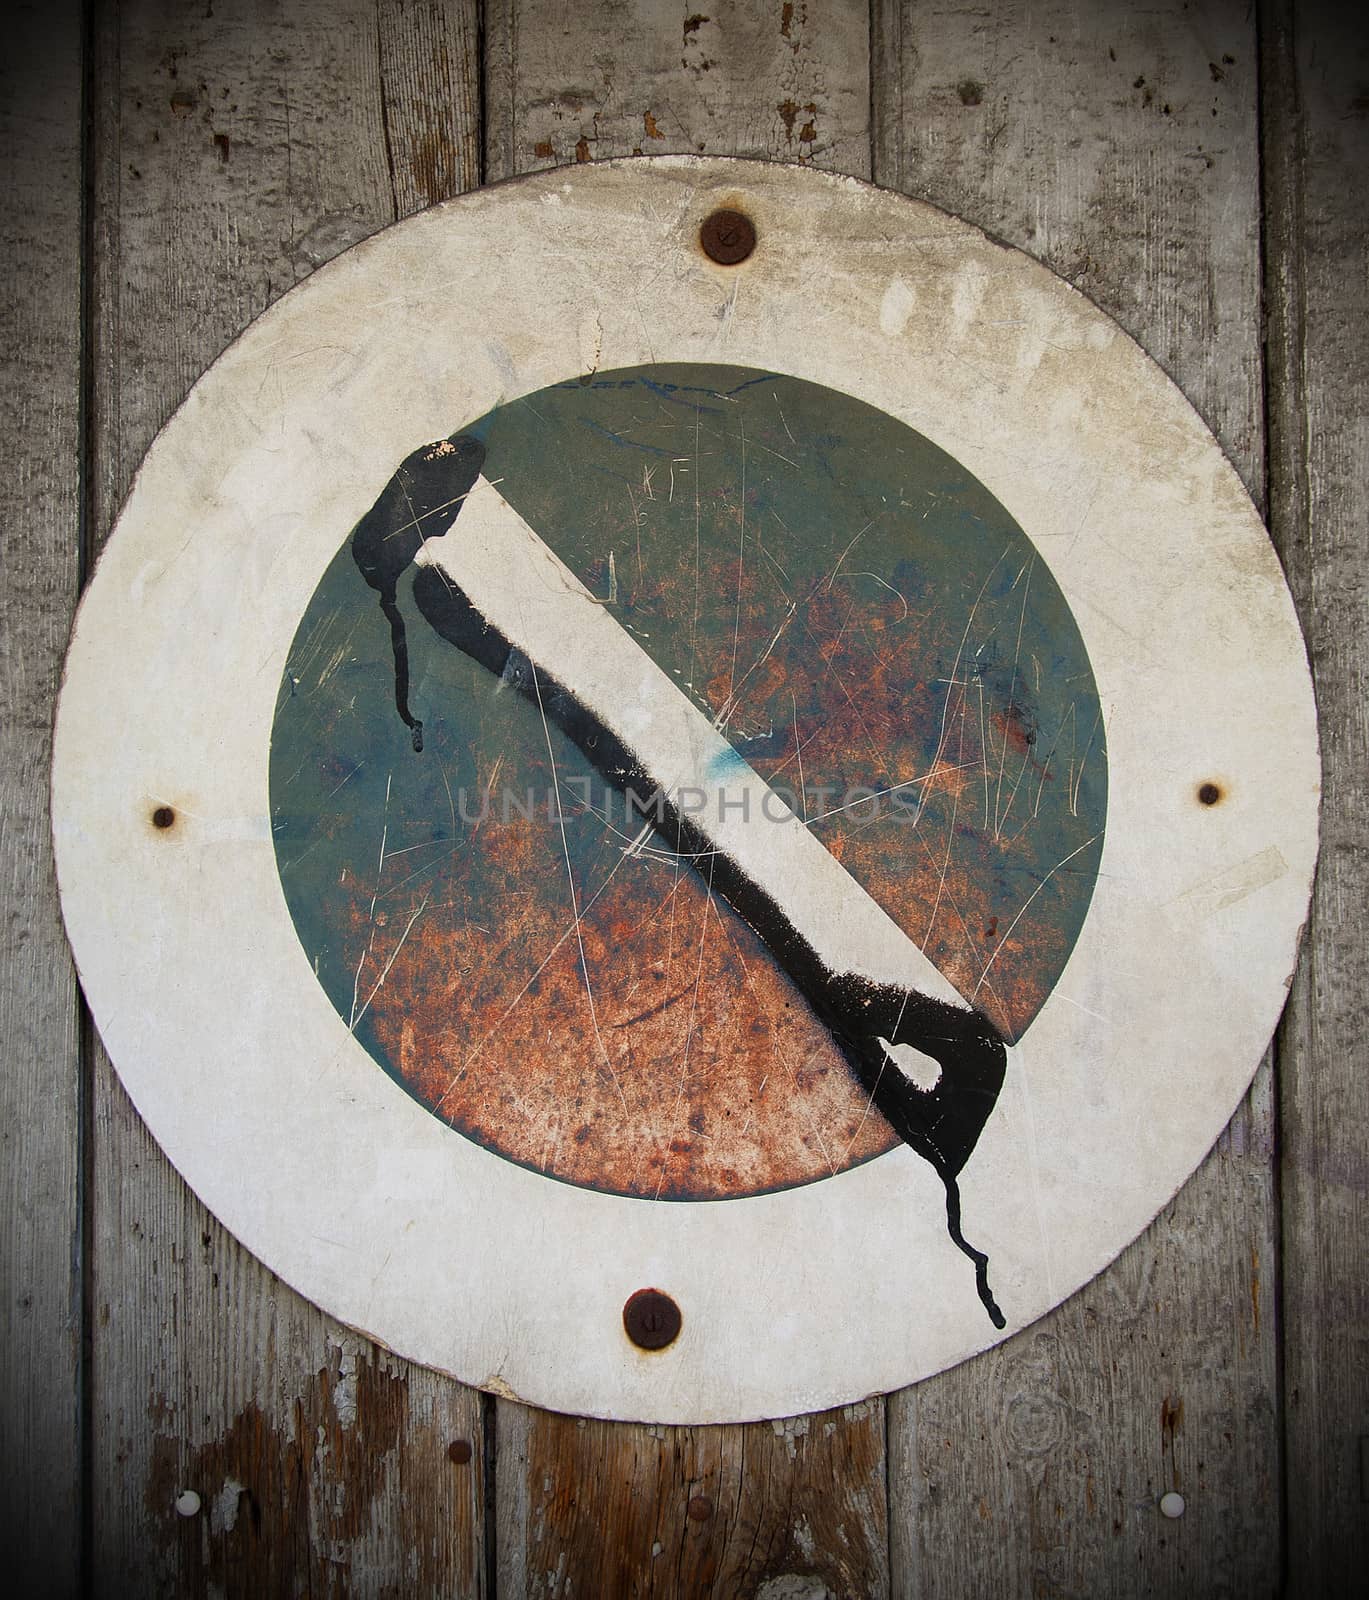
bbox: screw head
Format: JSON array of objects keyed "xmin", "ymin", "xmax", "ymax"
[
  {"xmin": 152, "ymin": 805, "xmax": 176, "ymax": 830},
  {"xmin": 1197, "ymin": 781, "xmax": 1222, "ymax": 806},
  {"xmin": 700, "ymin": 208, "xmax": 757, "ymax": 265},
  {"xmin": 623, "ymin": 1286, "xmax": 682, "ymax": 1350}
]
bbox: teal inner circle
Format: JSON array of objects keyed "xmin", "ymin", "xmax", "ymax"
[{"xmin": 268, "ymin": 363, "xmax": 1107, "ymax": 1199}]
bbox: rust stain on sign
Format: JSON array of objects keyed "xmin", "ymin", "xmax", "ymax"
[{"xmin": 272, "ymin": 364, "xmax": 1104, "ymax": 1205}]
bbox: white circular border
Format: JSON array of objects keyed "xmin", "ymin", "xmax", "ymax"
[{"xmin": 52, "ymin": 158, "xmax": 1319, "ymax": 1423}]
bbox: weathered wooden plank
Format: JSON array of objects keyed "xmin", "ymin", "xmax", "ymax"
[
  {"xmin": 1262, "ymin": 1, "xmax": 1369, "ymax": 1592},
  {"xmin": 0, "ymin": 5, "xmax": 85, "ymax": 1595},
  {"xmin": 86, "ymin": 3, "xmax": 487, "ymax": 1593},
  {"xmin": 483, "ymin": 6, "xmax": 891, "ymax": 1596},
  {"xmin": 874, "ymin": 3, "xmax": 1283, "ymax": 1594},
  {"xmin": 484, "ymin": 0, "xmax": 871, "ymax": 176},
  {"xmin": 377, "ymin": 0, "xmax": 483, "ymax": 210},
  {"xmin": 874, "ymin": 0, "xmax": 1264, "ymax": 483},
  {"xmin": 497, "ymin": 1400, "xmax": 888, "ymax": 1599}
]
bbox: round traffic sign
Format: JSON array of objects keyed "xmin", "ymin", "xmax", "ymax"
[{"xmin": 52, "ymin": 158, "xmax": 1318, "ymax": 1422}]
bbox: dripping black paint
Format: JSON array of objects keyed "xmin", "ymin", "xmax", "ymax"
[
  {"xmin": 350, "ymin": 432, "xmax": 486, "ymax": 751},
  {"xmin": 350, "ymin": 433, "xmax": 1008, "ymax": 1329}
]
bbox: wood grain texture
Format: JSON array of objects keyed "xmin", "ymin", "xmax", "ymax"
[
  {"xmin": 86, "ymin": 3, "xmax": 487, "ymax": 1593},
  {"xmin": 483, "ymin": 7, "xmax": 889, "ymax": 1596},
  {"xmin": 1262, "ymin": 1, "xmax": 1369, "ymax": 1592},
  {"xmin": 378, "ymin": 0, "xmax": 483, "ymax": 210},
  {"xmin": 497, "ymin": 1400, "xmax": 888, "ymax": 1599},
  {"xmin": 874, "ymin": 0, "xmax": 1264, "ymax": 482},
  {"xmin": 874, "ymin": 3, "xmax": 1283, "ymax": 1594},
  {"xmin": 484, "ymin": 0, "xmax": 871, "ymax": 177},
  {"xmin": 0, "ymin": 4, "xmax": 84, "ymax": 1595}
]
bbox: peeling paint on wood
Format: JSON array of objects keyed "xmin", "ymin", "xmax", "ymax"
[{"xmin": 135, "ymin": 1337, "xmax": 483, "ymax": 1598}]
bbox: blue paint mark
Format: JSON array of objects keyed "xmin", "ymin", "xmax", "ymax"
[{"xmin": 706, "ymin": 743, "xmax": 751, "ymax": 783}]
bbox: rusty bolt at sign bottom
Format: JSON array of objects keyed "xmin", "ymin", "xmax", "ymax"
[
  {"xmin": 700, "ymin": 208, "xmax": 756, "ymax": 265},
  {"xmin": 623, "ymin": 1287, "xmax": 682, "ymax": 1350}
]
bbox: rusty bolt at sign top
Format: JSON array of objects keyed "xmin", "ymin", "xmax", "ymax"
[
  {"xmin": 700, "ymin": 208, "xmax": 756, "ymax": 265},
  {"xmin": 623, "ymin": 1287, "xmax": 682, "ymax": 1350}
]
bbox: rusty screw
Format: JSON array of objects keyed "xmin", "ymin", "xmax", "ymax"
[
  {"xmin": 700, "ymin": 208, "xmax": 756, "ymax": 266},
  {"xmin": 1197, "ymin": 782, "xmax": 1222, "ymax": 806},
  {"xmin": 152, "ymin": 805, "xmax": 176, "ymax": 829},
  {"xmin": 623, "ymin": 1287, "xmax": 682, "ymax": 1351}
]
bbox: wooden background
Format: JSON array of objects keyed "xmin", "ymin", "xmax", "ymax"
[{"xmin": 3, "ymin": 0, "xmax": 1365, "ymax": 1594}]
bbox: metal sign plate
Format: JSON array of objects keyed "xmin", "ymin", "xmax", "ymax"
[{"xmin": 52, "ymin": 158, "xmax": 1319, "ymax": 1422}]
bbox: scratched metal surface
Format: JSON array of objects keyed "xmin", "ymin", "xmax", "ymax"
[
  {"xmin": 5, "ymin": 1, "xmax": 1366, "ymax": 1596},
  {"xmin": 51, "ymin": 152, "xmax": 1316, "ymax": 1425},
  {"xmin": 270, "ymin": 363, "xmax": 1104, "ymax": 1200}
]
